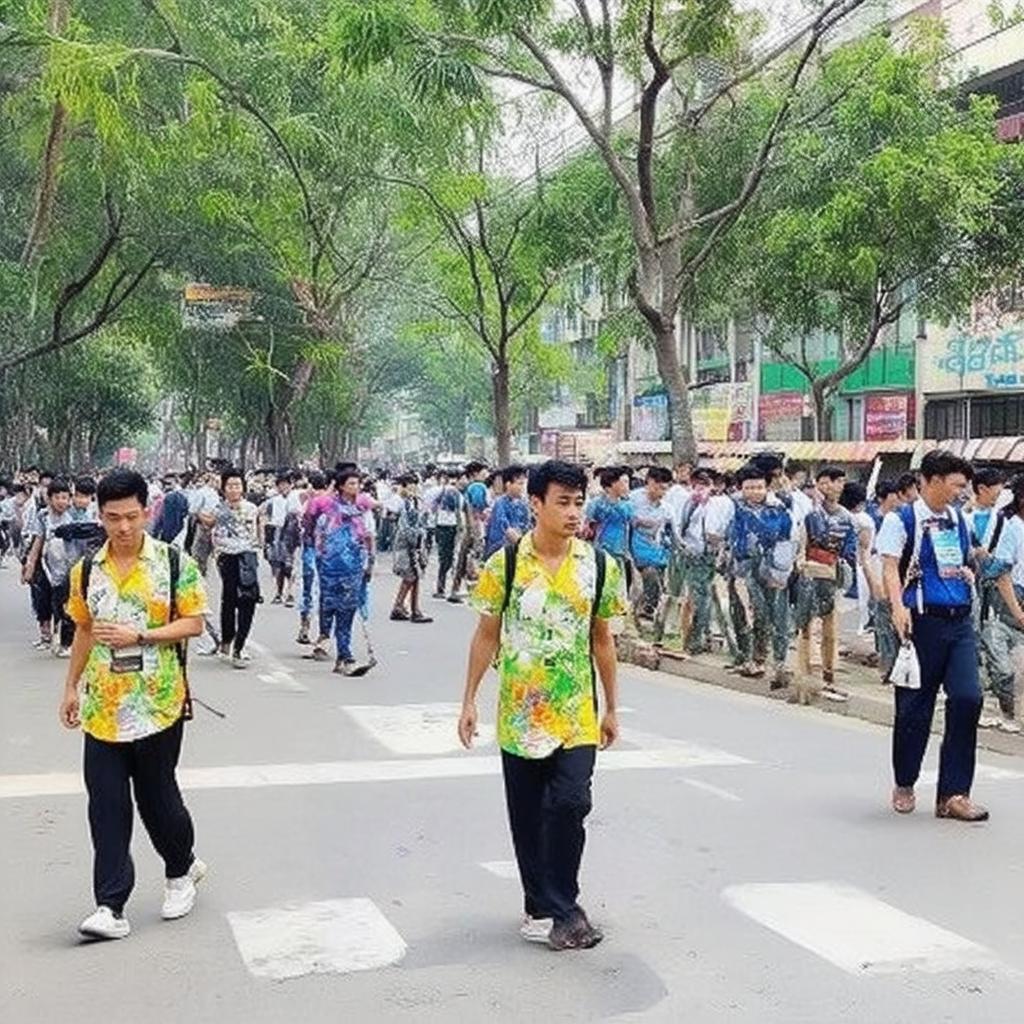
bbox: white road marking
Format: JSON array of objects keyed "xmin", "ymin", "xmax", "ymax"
[
  {"xmin": 0, "ymin": 743, "xmax": 753, "ymax": 799},
  {"xmin": 918, "ymin": 763, "xmax": 1024, "ymax": 786},
  {"xmin": 344, "ymin": 702, "xmax": 496, "ymax": 755},
  {"xmin": 480, "ymin": 860, "xmax": 519, "ymax": 880},
  {"xmin": 723, "ymin": 882, "xmax": 1002, "ymax": 976},
  {"xmin": 683, "ymin": 778, "xmax": 742, "ymax": 802},
  {"xmin": 247, "ymin": 641, "xmax": 308, "ymax": 692},
  {"xmin": 228, "ymin": 897, "xmax": 406, "ymax": 980}
]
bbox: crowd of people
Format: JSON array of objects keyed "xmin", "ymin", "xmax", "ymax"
[
  {"xmin": 2, "ymin": 447, "xmax": 1011, "ymax": 947},
  {"xmin": 3, "ymin": 453, "xmax": 1021, "ymax": 718}
]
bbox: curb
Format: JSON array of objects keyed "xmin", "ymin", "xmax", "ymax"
[{"xmin": 617, "ymin": 639, "xmax": 1024, "ymax": 760}]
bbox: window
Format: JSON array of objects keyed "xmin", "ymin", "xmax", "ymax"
[
  {"xmin": 924, "ymin": 398, "xmax": 967, "ymax": 440},
  {"xmin": 695, "ymin": 323, "xmax": 726, "ymax": 363},
  {"xmin": 970, "ymin": 394, "xmax": 1024, "ymax": 438}
]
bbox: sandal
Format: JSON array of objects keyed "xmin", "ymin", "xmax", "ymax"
[
  {"xmin": 390, "ymin": 608, "xmax": 410, "ymax": 621},
  {"xmin": 892, "ymin": 786, "xmax": 915, "ymax": 814}
]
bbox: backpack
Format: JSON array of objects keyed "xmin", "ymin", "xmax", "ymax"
[
  {"xmin": 80, "ymin": 544, "xmax": 217, "ymax": 722},
  {"xmin": 499, "ymin": 539, "xmax": 608, "ymax": 710},
  {"xmin": 439, "ymin": 487, "xmax": 461, "ymax": 515},
  {"xmin": 896, "ymin": 502, "xmax": 970, "ymax": 609}
]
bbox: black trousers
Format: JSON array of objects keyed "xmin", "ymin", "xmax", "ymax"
[
  {"xmin": 435, "ymin": 525, "xmax": 458, "ymax": 592},
  {"xmin": 84, "ymin": 718, "xmax": 195, "ymax": 914},
  {"xmin": 502, "ymin": 745, "xmax": 596, "ymax": 923},
  {"xmin": 218, "ymin": 552, "xmax": 256, "ymax": 654},
  {"xmin": 50, "ymin": 578, "xmax": 75, "ymax": 648}
]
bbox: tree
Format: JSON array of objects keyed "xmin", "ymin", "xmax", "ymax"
[
  {"xmin": 337, "ymin": 0, "xmax": 874, "ymax": 462},
  {"xmin": 732, "ymin": 34, "xmax": 1024, "ymax": 438}
]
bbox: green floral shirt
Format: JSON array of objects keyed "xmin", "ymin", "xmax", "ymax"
[{"xmin": 471, "ymin": 534, "xmax": 626, "ymax": 758}]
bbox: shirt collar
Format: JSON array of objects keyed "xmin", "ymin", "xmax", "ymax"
[{"xmin": 95, "ymin": 533, "xmax": 157, "ymax": 566}]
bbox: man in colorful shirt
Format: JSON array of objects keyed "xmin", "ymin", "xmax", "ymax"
[
  {"xmin": 61, "ymin": 469, "xmax": 209, "ymax": 941},
  {"xmin": 459, "ymin": 460, "xmax": 626, "ymax": 952}
]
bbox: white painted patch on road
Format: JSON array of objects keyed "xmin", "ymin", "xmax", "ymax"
[
  {"xmin": 480, "ymin": 860, "xmax": 519, "ymax": 880},
  {"xmin": 0, "ymin": 741, "xmax": 753, "ymax": 799},
  {"xmin": 683, "ymin": 778, "xmax": 742, "ymax": 802},
  {"xmin": 247, "ymin": 641, "xmax": 308, "ymax": 692},
  {"xmin": 723, "ymin": 882, "xmax": 1001, "ymax": 976},
  {"xmin": 228, "ymin": 897, "xmax": 406, "ymax": 981},
  {"xmin": 918, "ymin": 763, "xmax": 1024, "ymax": 786},
  {"xmin": 344, "ymin": 702, "xmax": 496, "ymax": 754}
]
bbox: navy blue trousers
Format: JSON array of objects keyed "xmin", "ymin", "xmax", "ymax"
[{"xmin": 893, "ymin": 612, "xmax": 982, "ymax": 799}]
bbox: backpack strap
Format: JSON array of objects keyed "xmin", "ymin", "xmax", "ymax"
[
  {"xmin": 589, "ymin": 547, "xmax": 608, "ymax": 711},
  {"xmin": 166, "ymin": 544, "xmax": 193, "ymax": 722},
  {"xmin": 80, "ymin": 551, "xmax": 94, "ymax": 602},
  {"xmin": 501, "ymin": 538, "xmax": 521, "ymax": 616}
]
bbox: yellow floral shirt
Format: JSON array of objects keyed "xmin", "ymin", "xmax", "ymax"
[
  {"xmin": 66, "ymin": 536, "xmax": 209, "ymax": 742},
  {"xmin": 471, "ymin": 534, "xmax": 626, "ymax": 758}
]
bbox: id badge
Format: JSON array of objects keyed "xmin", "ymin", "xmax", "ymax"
[
  {"xmin": 932, "ymin": 528, "xmax": 962, "ymax": 580},
  {"xmin": 110, "ymin": 645, "xmax": 144, "ymax": 674}
]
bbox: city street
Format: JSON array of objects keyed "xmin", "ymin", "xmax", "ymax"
[{"xmin": 3, "ymin": 566, "xmax": 1024, "ymax": 1024}]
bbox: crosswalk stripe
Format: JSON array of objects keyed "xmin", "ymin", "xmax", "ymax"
[
  {"xmin": 0, "ymin": 742, "xmax": 753, "ymax": 800},
  {"xmin": 228, "ymin": 897, "xmax": 406, "ymax": 980},
  {"xmin": 723, "ymin": 881, "xmax": 1002, "ymax": 975},
  {"xmin": 480, "ymin": 860, "xmax": 519, "ymax": 880},
  {"xmin": 344, "ymin": 702, "xmax": 496, "ymax": 755}
]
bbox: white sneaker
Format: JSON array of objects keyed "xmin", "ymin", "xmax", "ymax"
[
  {"xmin": 79, "ymin": 906, "xmax": 131, "ymax": 940},
  {"xmin": 161, "ymin": 858, "xmax": 207, "ymax": 920},
  {"xmin": 56, "ymin": 646, "xmax": 71, "ymax": 659},
  {"xmin": 519, "ymin": 915, "xmax": 553, "ymax": 944}
]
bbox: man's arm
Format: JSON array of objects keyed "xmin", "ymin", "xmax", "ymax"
[
  {"xmin": 859, "ymin": 525, "xmax": 883, "ymax": 598},
  {"xmin": 91, "ymin": 614, "xmax": 204, "ymax": 650},
  {"xmin": 458, "ymin": 614, "xmax": 501, "ymax": 748},
  {"xmin": 882, "ymin": 554, "xmax": 911, "ymax": 639},
  {"xmin": 592, "ymin": 616, "xmax": 619, "ymax": 749},
  {"xmin": 21, "ymin": 534, "xmax": 42, "ymax": 583},
  {"xmin": 59, "ymin": 619, "xmax": 93, "ymax": 728}
]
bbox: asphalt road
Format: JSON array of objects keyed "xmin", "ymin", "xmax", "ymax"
[{"xmin": 2, "ymin": 559, "xmax": 1023, "ymax": 1024}]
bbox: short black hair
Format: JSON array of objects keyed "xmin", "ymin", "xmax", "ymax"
[
  {"xmin": 465, "ymin": 461, "xmax": 487, "ymax": 477},
  {"xmin": 39, "ymin": 469, "xmax": 54, "ymax": 480},
  {"xmin": 816, "ymin": 465, "xmax": 846, "ymax": 483},
  {"xmin": 220, "ymin": 467, "xmax": 245, "ymax": 489},
  {"xmin": 335, "ymin": 467, "xmax": 361, "ymax": 488},
  {"xmin": 897, "ymin": 472, "xmax": 920, "ymax": 493},
  {"xmin": 501, "ymin": 464, "xmax": 529, "ymax": 486},
  {"xmin": 737, "ymin": 464, "xmax": 769, "ymax": 485},
  {"xmin": 47, "ymin": 478, "xmax": 71, "ymax": 498},
  {"xmin": 919, "ymin": 449, "xmax": 973, "ymax": 483},
  {"xmin": 974, "ymin": 467, "xmax": 1007, "ymax": 489},
  {"xmin": 308, "ymin": 471, "xmax": 326, "ymax": 490},
  {"xmin": 646, "ymin": 466, "xmax": 673, "ymax": 485},
  {"xmin": 528, "ymin": 460, "xmax": 587, "ymax": 501},
  {"xmin": 599, "ymin": 465, "xmax": 630, "ymax": 490},
  {"xmin": 785, "ymin": 460, "xmax": 808, "ymax": 477},
  {"xmin": 751, "ymin": 452, "xmax": 784, "ymax": 475},
  {"xmin": 839, "ymin": 481, "xmax": 867, "ymax": 511},
  {"xmin": 691, "ymin": 469, "xmax": 712, "ymax": 485},
  {"xmin": 275, "ymin": 471, "xmax": 292, "ymax": 485},
  {"xmin": 876, "ymin": 480, "xmax": 898, "ymax": 501},
  {"xmin": 74, "ymin": 475, "xmax": 97, "ymax": 496},
  {"xmin": 97, "ymin": 469, "xmax": 148, "ymax": 509}
]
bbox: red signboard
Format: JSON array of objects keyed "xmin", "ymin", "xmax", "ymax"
[{"xmin": 864, "ymin": 394, "xmax": 909, "ymax": 441}]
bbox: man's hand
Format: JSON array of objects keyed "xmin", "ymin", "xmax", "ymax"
[
  {"xmin": 59, "ymin": 686, "xmax": 80, "ymax": 729},
  {"xmin": 960, "ymin": 566, "xmax": 976, "ymax": 587},
  {"xmin": 92, "ymin": 621, "xmax": 141, "ymax": 650},
  {"xmin": 457, "ymin": 701, "xmax": 478, "ymax": 749},
  {"xmin": 20, "ymin": 565, "xmax": 32, "ymax": 585},
  {"xmin": 600, "ymin": 710, "xmax": 619, "ymax": 750},
  {"xmin": 892, "ymin": 603, "xmax": 912, "ymax": 641},
  {"xmin": 505, "ymin": 527, "xmax": 522, "ymax": 543}
]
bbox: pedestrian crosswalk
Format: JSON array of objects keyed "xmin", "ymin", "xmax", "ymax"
[{"xmin": 723, "ymin": 882, "xmax": 1003, "ymax": 976}]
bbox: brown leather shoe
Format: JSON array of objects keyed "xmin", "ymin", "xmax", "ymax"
[
  {"xmin": 936, "ymin": 795, "xmax": 989, "ymax": 822},
  {"xmin": 892, "ymin": 786, "xmax": 916, "ymax": 814}
]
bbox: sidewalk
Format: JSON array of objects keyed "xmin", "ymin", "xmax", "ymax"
[{"xmin": 617, "ymin": 633, "xmax": 1024, "ymax": 759}]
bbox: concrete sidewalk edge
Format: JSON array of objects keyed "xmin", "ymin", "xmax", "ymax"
[{"xmin": 617, "ymin": 639, "xmax": 1024, "ymax": 760}]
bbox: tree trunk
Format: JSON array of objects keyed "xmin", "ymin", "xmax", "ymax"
[
  {"xmin": 811, "ymin": 384, "xmax": 829, "ymax": 442},
  {"xmin": 492, "ymin": 356, "xmax": 512, "ymax": 465},
  {"xmin": 651, "ymin": 322, "xmax": 696, "ymax": 464}
]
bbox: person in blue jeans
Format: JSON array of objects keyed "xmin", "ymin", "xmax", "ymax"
[
  {"xmin": 296, "ymin": 471, "xmax": 328, "ymax": 645},
  {"xmin": 878, "ymin": 449, "xmax": 987, "ymax": 822}
]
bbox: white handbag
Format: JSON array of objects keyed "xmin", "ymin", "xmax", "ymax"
[{"xmin": 890, "ymin": 640, "xmax": 921, "ymax": 689}]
